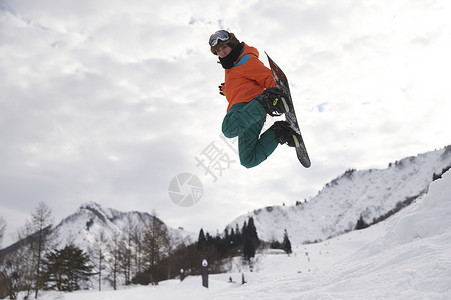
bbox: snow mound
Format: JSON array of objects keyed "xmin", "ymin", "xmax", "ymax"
[
  {"xmin": 385, "ymin": 170, "xmax": 451, "ymax": 243},
  {"xmin": 322, "ymin": 170, "xmax": 451, "ymax": 299}
]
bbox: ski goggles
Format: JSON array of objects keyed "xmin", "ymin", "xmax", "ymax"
[{"xmin": 209, "ymin": 30, "xmax": 230, "ymax": 47}]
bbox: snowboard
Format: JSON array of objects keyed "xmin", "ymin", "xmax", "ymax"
[{"xmin": 265, "ymin": 52, "xmax": 311, "ymax": 168}]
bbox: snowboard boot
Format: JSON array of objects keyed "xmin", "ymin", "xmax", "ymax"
[
  {"xmin": 271, "ymin": 121, "xmax": 301, "ymax": 147},
  {"xmin": 258, "ymin": 87, "xmax": 292, "ymax": 116}
]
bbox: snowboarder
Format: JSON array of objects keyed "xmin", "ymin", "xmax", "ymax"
[{"xmin": 209, "ymin": 30, "xmax": 302, "ymax": 168}]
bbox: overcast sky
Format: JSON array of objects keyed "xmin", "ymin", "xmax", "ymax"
[{"xmin": 1, "ymin": 0, "xmax": 450, "ymax": 247}]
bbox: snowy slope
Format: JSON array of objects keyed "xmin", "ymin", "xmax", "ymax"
[
  {"xmin": 32, "ymin": 169, "xmax": 451, "ymax": 299},
  {"xmin": 228, "ymin": 146, "xmax": 451, "ymax": 245}
]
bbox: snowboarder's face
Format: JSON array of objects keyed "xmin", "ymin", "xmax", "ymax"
[{"xmin": 216, "ymin": 45, "xmax": 232, "ymax": 58}]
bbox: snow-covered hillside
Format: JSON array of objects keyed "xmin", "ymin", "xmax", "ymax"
[
  {"xmin": 228, "ymin": 146, "xmax": 451, "ymax": 245},
  {"xmin": 29, "ymin": 169, "xmax": 451, "ymax": 299},
  {"xmin": 52, "ymin": 202, "xmax": 195, "ymax": 251}
]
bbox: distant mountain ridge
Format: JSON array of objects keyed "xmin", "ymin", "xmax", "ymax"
[
  {"xmin": 227, "ymin": 145, "xmax": 451, "ymax": 245},
  {"xmin": 51, "ymin": 202, "xmax": 196, "ymax": 253},
  {"xmin": 0, "ymin": 202, "xmax": 196, "ymax": 258}
]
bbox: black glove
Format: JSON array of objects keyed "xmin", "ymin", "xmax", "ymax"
[{"xmin": 218, "ymin": 82, "xmax": 225, "ymax": 96}]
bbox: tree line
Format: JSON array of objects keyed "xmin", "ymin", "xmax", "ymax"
[
  {"xmin": 0, "ymin": 203, "xmax": 292, "ymax": 298},
  {"xmin": 0, "ymin": 202, "xmax": 174, "ymax": 298},
  {"xmin": 135, "ymin": 216, "xmax": 292, "ymax": 284},
  {"xmin": 0, "ymin": 202, "xmax": 55, "ymax": 299},
  {"xmin": 132, "ymin": 216, "xmax": 261, "ymax": 285}
]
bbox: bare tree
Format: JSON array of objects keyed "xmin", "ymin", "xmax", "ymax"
[
  {"xmin": 0, "ymin": 216, "xmax": 6, "ymax": 247},
  {"xmin": 119, "ymin": 217, "xmax": 134, "ymax": 286},
  {"xmin": 0, "ymin": 226, "xmax": 35, "ymax": 299},
  {"xmin": 132, "ymin": 222, "xmax": 144, "ymax": 275},
  {"xmin": 25, "ymin": 202, "xmax": 54, "ymax": 298},
  {"xmin": 89, "ymin": 229, "xmax": 107, "ymax": 291},
  {"xmin": 160, "ymin": 226, "xmax": 174, "ymax": 279},
  {"xmin": 143, "ymin": 214, "xmax": 159, "ymax": 273},
  {"xmin": 142, "ymin": 211, "xmax": 170, "ymax": 285},
  {"xmin": 0, "ymin": 216, "xmax": 8, "ymax": 298},
  {"xmin": 106, "ymin": 233, "xmax": 121, "ymax": 290}
]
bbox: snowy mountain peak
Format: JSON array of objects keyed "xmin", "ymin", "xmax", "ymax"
[{"xmin": 53, "ymin": 202, "xmax": 195, "ymax": 252}]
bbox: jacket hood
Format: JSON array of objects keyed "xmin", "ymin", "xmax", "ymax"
[{"xmin": 239, "ymin": 43, "xmax": 259, "ymax": 61}]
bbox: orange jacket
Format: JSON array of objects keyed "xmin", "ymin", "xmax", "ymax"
[{"xmin": 221, "ymin": 43, "xmax": 276, "ymax": 111}]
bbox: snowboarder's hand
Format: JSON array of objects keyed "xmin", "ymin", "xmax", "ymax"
[{"xmin": 218, "ymin": 82, "xmax": 225, "ymax": 96}]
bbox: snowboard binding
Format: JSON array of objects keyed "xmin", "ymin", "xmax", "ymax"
[
  {"xmin": 258, "ymin": 87, "xmax": 292, "ymax": 117},
  {"xmin": 271, "ymin": 121, "xmax": 302, "ymax": 148}
]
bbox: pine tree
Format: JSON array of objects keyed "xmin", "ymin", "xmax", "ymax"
[
  {"xmin": 197, "ymin": 229, "xmax": 206, "ymax": 251},
  {"xmin": 205, "ymin": 232, "xmax": 213, "ymax": 246},
  {"xmin": 241, "ymin": 221, "xmax": 247, "ymax": 238},
  {"xmin": 235, "ymin": 223, "xmax": 241, "ymax": 245},
  {"xmin": 229, "ymin": 228, "xmax": 236, "ymax": 250},
  {"xmin": 246, "ymin": 217, "xmax": 260, "ymax": 248},
  {"xmin": 246, "ymin": 218, "xmax": 258, "ymax": 239},
  {"xmin": 282, "ymin": 229, "xmax": 292, "ymax": 254},
  {"xmin": 355, "ymin": 215, "xmax": 369, "ymax": 230},
  {"xmin": 43, "ymin": 244, "xmax": 94, "ymax": 292},
  {"xmin": 241, "ymin": 217, "xmax": 260, "ymax": 261},
  {"xmin": 242, "ymin": 236, "xmax": 255, "ymax": 261}
]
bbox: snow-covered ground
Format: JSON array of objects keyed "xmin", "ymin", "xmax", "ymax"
[{"xmin": 27, "ymin": 170, "xmax": 451, "ymax": 299}]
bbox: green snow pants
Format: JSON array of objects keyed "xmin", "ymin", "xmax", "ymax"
[{"xmin": 222, "ymin": 96, "xmax": 279, "ymax": 168}]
